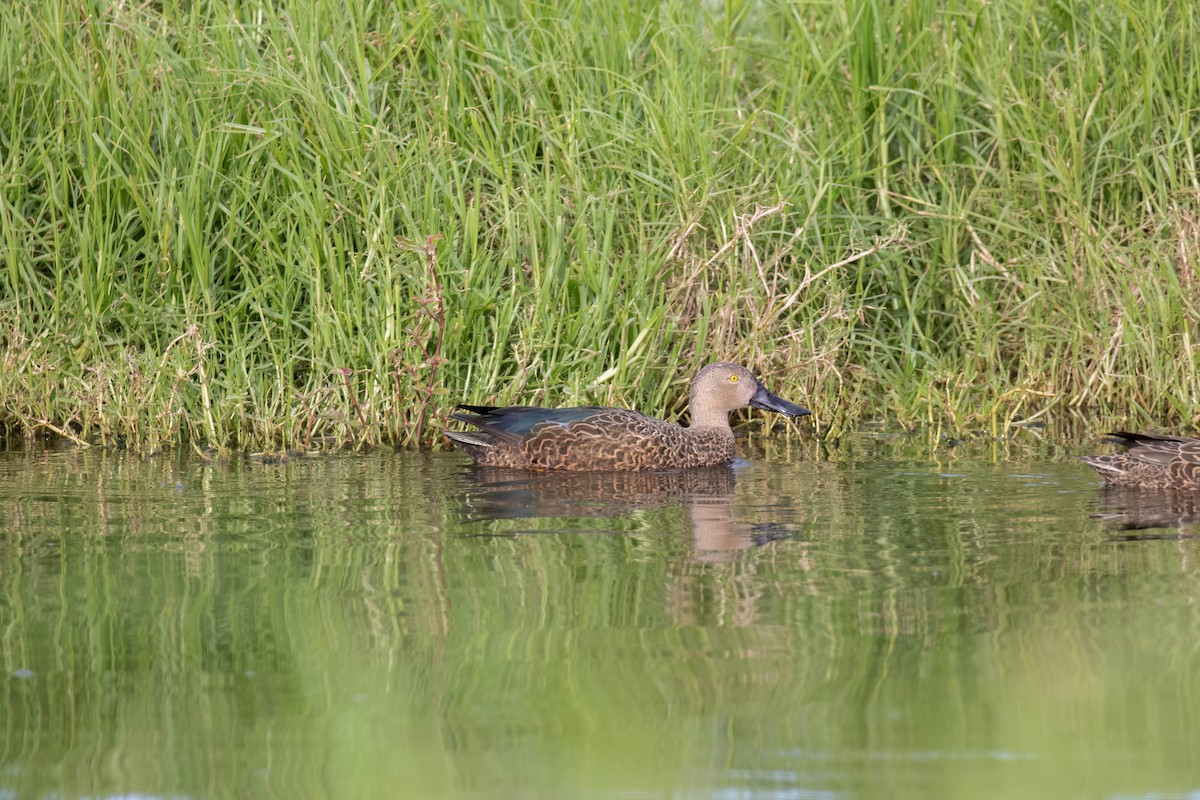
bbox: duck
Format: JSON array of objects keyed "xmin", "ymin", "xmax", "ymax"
[
  {"xmin": 445, "ymin": 362, "xmax": 810, "ymax": 471},
  {"xmin": 1079, "ymin": 431, "xmax": 1200, "ymax": 489}
]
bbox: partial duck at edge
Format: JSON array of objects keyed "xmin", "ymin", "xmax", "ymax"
[
  {"xmin": 445, "ymin": 363, "xmax": 810, "ymax": 471},
  {"xmin": 1080, "ymin": 431, "xmax": 1200, "ymax": 490}
]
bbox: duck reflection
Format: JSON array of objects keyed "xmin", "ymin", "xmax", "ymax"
[
  {"xmin": 456, "ymin": 466, "xmax": 780, "ymax": 558},
  {"xmin": 1089, "ymin": 486, "xmax": 1200, "ymax": 537}
]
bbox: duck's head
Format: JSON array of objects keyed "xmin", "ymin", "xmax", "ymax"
[{"xmin": 689, "ymin": 363, "xmax": 810, "ymax": 428}]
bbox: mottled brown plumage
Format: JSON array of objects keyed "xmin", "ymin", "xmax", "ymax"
[
  {"xmin": 445, "ymin": 363, "xmax": 810, "ymax": 471},
  {"xmin": 1079, "ymin": 432, "xmax": 1200, "ymax": 490}
]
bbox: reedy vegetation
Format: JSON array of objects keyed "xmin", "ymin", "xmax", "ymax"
[{"xmin": 1, "ymin": 0, "xmax": 1198, "ymax": 453}]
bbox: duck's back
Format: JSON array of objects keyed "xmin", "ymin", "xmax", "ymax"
[{"xmin": 449, "ymin": 405, "xmax": 736, "ymax": 470}]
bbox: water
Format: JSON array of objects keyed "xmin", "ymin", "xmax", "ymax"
[{"xmin": 1, "ymin": 437, "xmax": 1198, "ymax": 799}]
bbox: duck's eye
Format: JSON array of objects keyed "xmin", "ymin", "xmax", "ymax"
[{"xmin": 728, "ymin": 374, "xmax": 739, "ymax": 383}]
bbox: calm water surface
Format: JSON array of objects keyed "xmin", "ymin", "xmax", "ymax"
[{"xmin": 1, "ymin": 436, "xmax": 1198, "ymax": 800}]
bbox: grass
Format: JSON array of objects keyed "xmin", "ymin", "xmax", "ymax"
[{"xmin": 1, "ymin": 0, "xmax": 1199, "ymax": 454}]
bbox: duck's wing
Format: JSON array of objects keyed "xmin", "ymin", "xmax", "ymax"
[
  {"xmin": 1104, "ymin": 432, "xmax": 1196, "ymax": 465},
  {"xmin": 451, "ymin": 405, "xmax": 612, "ymax": 444}
]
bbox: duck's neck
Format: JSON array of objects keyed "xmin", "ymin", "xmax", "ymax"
[{"xmin": 688, "ymin": 405, "xmax": 733, "ymax": 431}]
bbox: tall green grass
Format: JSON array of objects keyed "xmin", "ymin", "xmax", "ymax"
[{"xmin": 2, "ymin": 0, "xmax": 1198, "ymax": 452}]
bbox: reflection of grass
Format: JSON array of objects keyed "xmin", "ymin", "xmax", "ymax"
[
  {"xmin": 5, "ymin": 448, "xmax": 1199, "ymax": 797},
  {"xmin": 2, "ymin": 1, "xmax": 1198, "ymax": 452}
]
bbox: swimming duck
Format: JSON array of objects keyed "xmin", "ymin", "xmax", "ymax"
[
  {"xmin": 1079, "ymin": 432, "xmax": 1200, "ymax": 489},
  {"xmin": 445, "ymin": 363, "xmax": 810, "ymax": 470}
]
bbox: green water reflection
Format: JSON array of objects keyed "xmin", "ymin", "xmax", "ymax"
[{"xmin": 1, "ymin": 442, "xmax": 1198, "ymax": 799}]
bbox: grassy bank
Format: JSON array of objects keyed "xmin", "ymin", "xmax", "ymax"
[{"xmin": 2, "ymin": 0, "xmax": 1198, "ymax": 453}]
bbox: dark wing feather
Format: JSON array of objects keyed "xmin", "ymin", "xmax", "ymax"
[
  {"xmin": 456, "ymin": 404, "xmax": 501, "ymax": 415},
  {"xmin": 1104, "ymin": 431, "xmax": 1190, "ymax": 447},
  {"xmin": 451, "ymin": 405, "xmax": 612, "ymax": 443}
]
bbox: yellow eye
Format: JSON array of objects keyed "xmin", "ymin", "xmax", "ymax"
[{"xmin": 728, "ymin": 374, "xmax": 739, "ymax": 383}]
